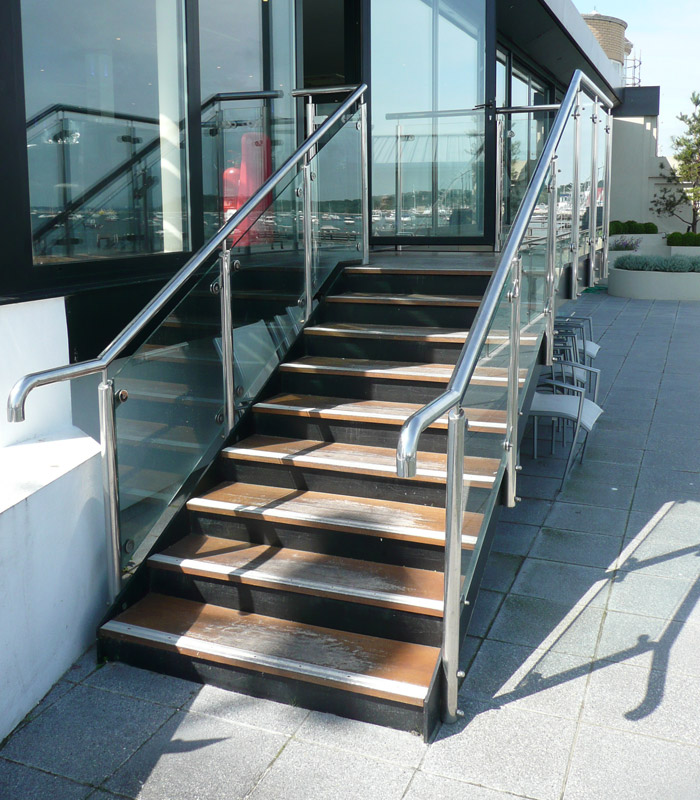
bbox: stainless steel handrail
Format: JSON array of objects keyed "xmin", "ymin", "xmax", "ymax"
[
  {"xmin": 395, "ymin": 70, "xmax": 613, "ymax": 478},
  {"xmin": 291, "ymin": 85, "xmax": 360, "ymax": 97},
  {"xmin": 496, "ymin": 104, "xmax": 561, "ymax": 114},
  {"xmin": 8, "ymin": 83, "xmax": 368, "ymax": 423}
]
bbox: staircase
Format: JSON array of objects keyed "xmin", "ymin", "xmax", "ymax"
[{"xmin": 99, "ymin": 260, "xmax": 510, "ymax": 740}]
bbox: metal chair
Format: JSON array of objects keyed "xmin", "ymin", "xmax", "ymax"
[
  {"xmin": 555, "ymin": 315, "xmax": 600, "ymax": 365},
  {"xmin": 530, "ymin": 376, "xmax": 604, "ymax": 486}
]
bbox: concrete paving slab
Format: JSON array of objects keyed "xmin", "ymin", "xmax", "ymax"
[
  {"xmin": 510, "ymin": 558, "xmax": 610, "ymax": 608},
  {"xmin": 0, "ymin": 685, "xmax": 174, "ymax": 785},
  {"xmin": 404, "ymin": 772, "xmax": 530, "ymax": 800},
  {"xmin": 105, "ymin": 710, "xmax": 287, "ymax": 800},
  {"xmin": 531, "ymin": 528, "xmax": 622, "ymax": 569},
  {"xmin": 84, "ymin": 663, "xmax": 198, "ymax": 709},
  {"xmin": 0, "ymin": 758, "xmax": 91, "ymax": 800},
  {"xmin": 248, "ymin": 739, "xmax": 413, "ymax": 800}
]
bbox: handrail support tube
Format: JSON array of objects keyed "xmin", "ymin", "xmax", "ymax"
[
  {"xmin": 441, "ymin": 406, "xmax": 466, "ymax": 724},
  {"xmin": 545, "ymin": 157, "xmax": 558, "ymax": 365},
  {"xmin": 505, "ymin": 256, "xmax": 522, "ymax": 508},
  {"xmin": 98, "ymin": 380, "xmax": 122, "ymax": 602},
  {"xmin": 588, "ymin": 100, "xmax": 599, "ymax": 287},
  {"xmin": 602, "ymin": 108, "xmax": 614, "ymax": 279},
  {"xmin": 219, "ymin": 246, "xmax": 235, "ymax": 433},
  {"xmin": 360, "ymin": 98, "xmax": 370, "ymax": 265},
  {"xmin": 570, "ymin": 91, "xmax": 581, "ymax": 300}
]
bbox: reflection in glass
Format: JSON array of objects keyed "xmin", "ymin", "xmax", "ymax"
[
  {"xmin": 371, "ymin": 0, "xmax": 486, "ymax": 239},
  {"xmin": 21, "ymin": 0, "xmax": 189, "ymax": 264}
]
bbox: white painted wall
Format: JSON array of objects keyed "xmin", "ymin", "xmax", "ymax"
[
  {"xmin": 0, "ymin": 432, "xmax": 104, "ymax": 740},
  {"xmin": 611, "ymin": 116, "xmax": 691, "ymax": 233},
  {"xmin": 0, "ymin": 298, "xmax": 108, "ymax": 740},
  {"xmin": 0, "ymin": 298, "xmax": 72, "ymax": 447}
]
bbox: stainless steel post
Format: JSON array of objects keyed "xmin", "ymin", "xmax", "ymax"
[
  {"xmin": 570, "ymin": 93, "xmax": 581, "ymax": 299},
  {"xmin": 545, "ymin": 157, "xmax": 558, "ymax": 366},
  {"xmin": 602, "ymin": 108, "xmax": 614, "ymax": 279},
  {"xmin": 360, "ymin": 98, "xmax": 370, "ymax": 265},
  {"xmin": 588, "ymin": 100, "xmax": 599, "ymax": 287},
  {"xmin": 98, "ymin": 378, "xmax": 122, "ymax": 601},
  {"xmin": 505, "ymin": 256, "xmax": 522, "ymax": 507},
  {"xmin": 219, "ymin": 245, "xmax": 235, "ymax": 432},
  {"xmin": 442, "ymin": 405, "xmax": 466, "ymax": 724},
  {"xmin": 395, "ymin": 123, "xmax": 403, "ymax": 236},
  {"xmin": 495, "ymin": 115, "xmax": 504, "ymax": 253}
]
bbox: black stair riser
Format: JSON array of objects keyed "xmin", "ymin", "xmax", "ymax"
[
  {"xmin": 304, "ymin": 335, "xmax": 463, "ymax": 365},
  {"xmin": 337, "ymin": 272, "xmax": 490, "ymax": 296},
  {"xmin": 188, "ymin": 511, "xmax": 448, "ymax": 571},
  {"xmin": 220, "ymin": 460, "xmax": 491, "ymax": 512},
  {"xmin": 150, "ymin": 569, "xmax": 442, "ymax": 647},
  {"xmin": 254, "ymin": 413, "xmax": 439, "ymax": 452},
  {"xmin": 220, "ymin": 459, "xmax": 457, "ymax": 507},
  {"xmin": 99, "ymin": 636, "xmax": 431, "ymax": 737},
  {"xmin": 278, "ymin": 371, "xmax": 510, "ymax": 407},
  {"xmin": 320, "ymin": 301, "xmax": 479, "ymax": 329}
]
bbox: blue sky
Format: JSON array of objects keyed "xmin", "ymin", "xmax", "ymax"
[{"xmin": 571, "ymin": 0, "xmax": 700, "ymax": 155}]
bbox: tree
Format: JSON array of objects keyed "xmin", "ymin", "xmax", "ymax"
[{"xmin": 650, "ymin": 92, "xmax": 700, "ymax": 233}]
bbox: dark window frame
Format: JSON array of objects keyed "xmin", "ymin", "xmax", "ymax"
[{"xmin": 0, "ymin": 0, "xmax": 205, "ymax": 305}]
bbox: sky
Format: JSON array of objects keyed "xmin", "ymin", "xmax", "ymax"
[{"xmin": 571, "ymin": 0, "xmax": 700, "ymax": 155}]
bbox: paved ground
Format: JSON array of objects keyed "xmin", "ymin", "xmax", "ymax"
[{"xmin": 3, "ymin": 291, "xmax": 700, "ymax": 800}]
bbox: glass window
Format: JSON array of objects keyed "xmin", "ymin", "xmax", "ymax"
[
  {"xmin": 496, "ymin": 52, "xmax": 508, "ymax": 109},
  {"xmin": 199, "ymin": 0, "xmax": 296, "ymax": 239},
  {"xmin": 21, "ymin": 0, "xmax": 189, "ymax": 265},
  {"xmin": 371, "ymin": 0, "xmax": 487, "ymax": 239}
]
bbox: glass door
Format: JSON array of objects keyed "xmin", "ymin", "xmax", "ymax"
[{"xmin": 370, "ymin": 0, "xmax": 488, "ymax": 244}]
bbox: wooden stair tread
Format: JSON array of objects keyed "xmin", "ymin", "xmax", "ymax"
[
  {"xmin": 102, "ymin": 594, "xmax": 439, "ymax": 705},
  {"xmin": 253, "ymin": 393, "xmax": 507, "ymax": 433},
  {"xmin": 150, "ymin": 534, "xmax": 445, "ymax": 615},
  {"xmin": 344, "ymin": 265, "xmax": 493, "ymax": 276},
  {"xmin": 187, "ymin": 482, "xmax": 482, "ymax": 547},
  {"xmin": 223, "ymin": 435, "xmax": 499, "ymax": 487},
  {"xmin": 119, "ymin": 378, "xmax": 219, "ymax": 405},
  {"xmin": 117, "ymin": 419, "xmax": 205, "ymax": 451},
  {"xmin": 281, "ymin": 356, "xmax": 525, "ymax": 385},
  {"xmin": 305, "ymin": 323, "xmax": 469, "ymax": 343},
  {"xmin": 326, "ymin": 292, "xmax": 481, "ymax": 307}
]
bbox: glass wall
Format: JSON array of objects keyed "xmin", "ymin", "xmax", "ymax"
[
  {"xmin": 21, "ymin": 0, "xmax": 189, "ymax": 265},
  {"xmin": 199, "ymin": 0, "xmax": 296, "ymax": 239},
  {"xmin": 371, "ymin": 0, "xmax": 487, "ymax": 240}
]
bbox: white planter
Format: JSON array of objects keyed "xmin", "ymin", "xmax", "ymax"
[
  {"xmin": 608, "ymin": 234, "xmax": 670, "ymax": 259},
  {"xmin": 670, "ymin": 246, "xmax": 700, "ymax": 257},
  {"xmin": 608, "ymin": 266, "xmax": 700, "ymax": 301}
]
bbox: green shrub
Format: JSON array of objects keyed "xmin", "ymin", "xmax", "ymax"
[
  {"xmin": 609, "ymin": 236, "xmax": 641, "ymax": 251},
  {"xmin": 667, "ymin": 232, "xmax": 700, "ymax": 246},
  {"xmin": 614, "ymin": 255, "xmax": 700, "ymax": 272},
  {"xmin": 609, "ymin": 220, "xmax": 659, "ymax": 235}
]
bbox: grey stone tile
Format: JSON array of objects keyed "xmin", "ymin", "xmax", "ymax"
[
  {"xmin": 579, "ymin": 443, "xmax": 644, "ymax": 468},
  {"xmin": 0, "ymin": 758, "xmax": 91, "ymax": 800},
  {"xmin": 517, "ymin": 476, "xmax": 561, "ymax": 501},
  {"xmin": 185, "ymin": 684, "xmax": 309, "ymax": 735},
  {"xmin": 404, "ymin": 772, "xmax": 527, "ymax": 800},
  {"xmin": 510, "ymin": 558, "xmax": 609, "ymax": 608},
  {"xmin": 467, "ymin": 590, "xmax": 505, "ymax": 638},
  {"xmin": 295, "ymin": 711, "xmax": 426, "ymax": 767},
  {"xmin": 63, "ymin": 645, "xmax": 100, "ymax": 683},
  {"xmin": 595, "ymin": 609, "xmax": 700, "ymax": 677},
  {"xmin": 480, "ymin": 553, "xmax": 523, "ymax": 593},
  {"xmin": 0, "ymin": 685, "xmax": 174, "ymax": 785},
  {"xmin": 491, "ymin": 522, "xmax": 538, "ymax": 556},
  {"xmin": 632, "ymin": 468, "xmax": 700, "ymax": 512},
  {"xmin": 519, "ymin": 453, "xmax": 567, "ymax": 479},
  {"xmin": 461, "ymin": 639, "xmax": 590, "ymax": 719},
  {"xmin": 586, "ymin": 427, "xmax": 648, "ymax": 450},
  {"xmin": 617, "ymin": 528, "xmax": 700, "ymax": 581},
  {"xmin": 582, "ymin": 659, "xmax": 700, "ymax": 745},
  {"xmin": 545, "ymin": 502, "xmax": 628, "ymax": 537},
  {"xmin": 249, "ymin": 739, "xmax": 412, "ymax": 800},
  {"xmin": 499, "ymin": 499, "xmax": 551, "ymax": 526},
  {"xmin": 459, "ymin": 636, "xmax": 483, "ymax": 677},
  {"xmin": 84, "ymin": 663, "xmax": 198, "ymax": 708},
  {"xmin": 531, "ymin": 528, "xmax": 622, "ymax": 569},
  {"xmin": 608, "ymin": 571, "xmax": 694, "ymax": 620},
  {"xmin": 557, "ymin": 477, "xmax": 635, "ymax": 511},
  {"xmin": 641, "ymin": 446, "xmax": 700, "ymax": 473},
  {"xmin": 568, "ymin": 459, "xmax": 640, "ymax": 487},
  {"xmin": 624, "ymin": 505, "xmax": 700, "ymax": 546},
  {"xmin": 16, "ymin": 681, "xmax": 75, "ymax": 731},
  {"xmin": 107, "ymin": 710, "xmax": 287, "ymax": 800},
  {"xmin": 488, "ymin": 594, "xmax": 605, "ymax": 657},
  {"xmin": 423, "ymin": 699, "xmax": 576, "ymax": 800}
]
